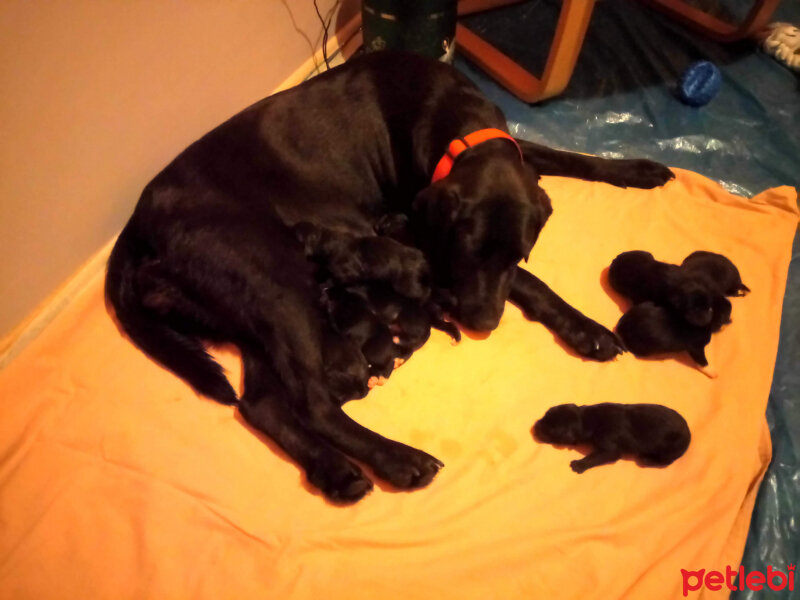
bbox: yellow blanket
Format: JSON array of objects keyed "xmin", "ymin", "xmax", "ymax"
[{"xmin": 0, "ymin": 170, "xmax": 797, "ymax": 599}]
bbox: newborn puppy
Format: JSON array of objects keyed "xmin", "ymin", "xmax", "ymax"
[
  {"xmin": 350, "ymin": 284, "xmax": 461, "ymax": 357},
  {"xmin": 608, "ymin": 250, "xmax": 724, "ymax": 328},
  {"xmin": 375, "ymin": 212, "xmax": 414, "ymax": 246},
  {"xmin": 533, "ymin": 403, "xmax": 691, "ymax": 473},
  {"xmin": 323, "ymin": 286, "xmax": 398, "ymax": 382},
  {"xmin": 295, "ymin": 222, "xmax": 431, "ymax": 301},
  {"xmin": 681, "ymin": 251, "xmax": 750, "ymax": 297},
  {"xmin": 391, "ymin": 301, "xmax": 433, "ymax": 361},
  {"xmin": 615, "ymin": 301, "xmax": 720, "ymax": 367},
  {"xmin": 322, "ymin": 330, "xmax": 370, "ymax": 403}
]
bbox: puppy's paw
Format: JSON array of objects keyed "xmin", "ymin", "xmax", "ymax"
[
  {"xmin": 570, "ymin": 459, "xmax": 588, "ymax": 474},
  {"xmin": 606, "ymin": 159, "xmax": 675, "ymax": 189},
  {"xmin": 373, "ymin": 444, "xmax": 444, "ymax": 489},
  {"xmin": 564, "ymin": 318, "xmax": 625, "ymax": 361},
  {"xmin": 308, "ymin": 456, "xmax": 374, "ymax": 504}
]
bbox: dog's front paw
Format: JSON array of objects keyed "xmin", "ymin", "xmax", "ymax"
[
  {"xmin": 570, "ymin": 459, "xmax": 588, "ymax": 474},
  {"xmin": 308, "ymin": 455, "xmax": 374, "ymax": 504},
  {"xmin": 608, "ymin": 159, "xmax": 675, "ymax": 189},
  {"xmin": 373, "ymin": 444, "xmax": 444, "ymax": 489},
  {"xmin": 564, "ymin": 318, "xmax": 624, "ymax": 361}
]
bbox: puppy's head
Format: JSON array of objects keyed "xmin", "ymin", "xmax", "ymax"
[
  {"xmin": 669, "ymin": 278, "xmax": 715, "ymax": 327},
  {"xmin": 709, "ymin": 295, "xmax": 732, "ymax": 332},
  {"xmin": 533, "ymin": 404, "xmax": 583, "ymax": 445},
  {"xmin": 323, "ymin": 335, "xmax": 370, "ymax": 402},
  {"xmin": 391, "ymin": 302, "xmax": 431, "ymax": 350},
  {"xmin": 413, "ymin": 152, "xmax": 552, "ymax": 332},
  {"xmin": 362, "ymin": 328, "xmax": 397, "ymax": 379},
  {"xmin": 363, "ymin": 237, "xmax": 432, "ymax": 301}
]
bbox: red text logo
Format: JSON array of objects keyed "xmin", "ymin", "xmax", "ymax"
[{"xmin": 681, "ymin": 564, "xmax": 795, "ymax": 596}]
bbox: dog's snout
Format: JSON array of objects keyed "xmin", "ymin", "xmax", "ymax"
[{"xmin": 459, "ymin": 306, "xmax": 502, "ymax": 332}]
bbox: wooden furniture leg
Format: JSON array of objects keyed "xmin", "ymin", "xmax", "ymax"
[{"xmin": 455, "ymin": 0, "xmax": 598, "ymax": 103}]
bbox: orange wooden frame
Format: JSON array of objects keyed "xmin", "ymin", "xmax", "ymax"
[
  {"xmin": 456, "ymin": 0, "xmax": 597, "ymax": 103},
  {"xmin": 454, "ymin": 0, "xmax": 781, "ymax": 103}
]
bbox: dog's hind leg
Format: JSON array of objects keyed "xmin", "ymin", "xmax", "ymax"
[
  {"xmin": 515, "ymin": 139, "xmax": 675, "ymax": 189},
  {"xmin": 510, "ymin": 267, "xmax": 624, "ymax": 361},
  {"xmin": 239, "ymin": 347, "xmax": 374, "ymax": 503},
  {"xmin": 106, "ymin": 233, "xmax": 238, "ymax": 406}
]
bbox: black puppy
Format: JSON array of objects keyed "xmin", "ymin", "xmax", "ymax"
[
  {"xmin": 349, "ymin": 284, "xmax": 461, "ymax": 354},
  {"xmin": 106, "ymin": 51, "xmax": 673, "ymax": 502},
  {"xmin": 533, "ymin": 403, "xmax": 691, "ymax": 473},
  {"xmin": 615, "ymin": 301, "xmax": 726, "ymax": 369},
  {"xmin": 322, "ymin": 329, "xmax": 371, "ymax": 403},
  {"xmin": 681, "ymin": 251, "xmax": 749, "ymax": 297},
  {"xmin": 323, "ymin": 286, "xmax": 398, "ymax": 383},
  {"xmin": 295, "ymin": 222, "xmax": 431, "ymax": 301},
  {"xmin": 300, "ymin": 220, "xmax": 452, "ymax": 375},
  {"xmin": 608, "ymin": 250, "xmax": 728, "ymax": 329}
]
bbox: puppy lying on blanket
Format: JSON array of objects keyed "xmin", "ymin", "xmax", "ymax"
[
  {"xmin": 681, "ymin": 251, "xmax": 750, "ymax": 297},
  {"xmin": 106, "ymin": 51, "xmax": 673, "ymax": 502},
  {"xmin": 610, "ymin": 250, "xmax": 745, "ymax": 371},
  {"xmin": 533, "ymin": 403, "xmax": 691, "ymax": 473},
  {"xmin": 609, "ymin": 250, "xmax": 730, "ymax": 329},
  {"xmin": 616, "ymin": 301, "xmax": 721, "ymax": 367}
]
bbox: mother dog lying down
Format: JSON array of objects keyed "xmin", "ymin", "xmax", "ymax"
[{"xmin": 106, "ymin": 51, "xmax": 673, "ymax": 502}]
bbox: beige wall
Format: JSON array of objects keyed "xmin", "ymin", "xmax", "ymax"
[{"xmin": 0, "ymin": 0, "xmax": 356, "ymax": 338}]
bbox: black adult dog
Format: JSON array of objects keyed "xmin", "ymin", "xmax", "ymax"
[{"xmin": 106, "ymin": 51, "xmax": 673, "ymax": 502}]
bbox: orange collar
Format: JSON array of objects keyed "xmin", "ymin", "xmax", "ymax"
[{"xmin": 431, "ymin": 128, "xmax": 523, "ymax": 183}]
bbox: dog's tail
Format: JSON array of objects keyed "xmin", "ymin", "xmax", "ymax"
[{"xmin": 105, "ymin": 226, "xmax": 239, "ymax": 405}]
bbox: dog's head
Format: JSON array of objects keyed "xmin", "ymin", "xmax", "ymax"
[
  {"xmin": 533, "ymin": 404, "xmax": 583, "ymax": 445},
  {"xmin": 413, "ymin": 152, "xmax": 552, "ymax": 331}
]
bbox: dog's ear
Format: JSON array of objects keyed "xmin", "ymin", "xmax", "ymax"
[
  {"xmin": 518, "ymin": 235, "xmax": 533, "ymax": 263},
  {"xmin": 521, "ymin": 187, "xmax": 552, "ymax": 261}
]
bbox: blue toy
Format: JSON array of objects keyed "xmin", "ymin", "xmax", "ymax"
[{"xmin": 677, "ymin": 61, "xmax": 722, "ymax": 107}]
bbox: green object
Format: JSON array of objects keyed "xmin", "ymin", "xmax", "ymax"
[{"xmin": 362, "ymin": 0, "xmax": 457, "ymax": 61}]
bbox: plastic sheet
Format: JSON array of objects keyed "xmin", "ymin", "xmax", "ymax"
[
  {"xmin": 456, "ymin": 0, "xmax": 799, "ymax": 594},
  {"xmin": 458, "ymin": 0, "xmax": 799, "ymax": 196}
]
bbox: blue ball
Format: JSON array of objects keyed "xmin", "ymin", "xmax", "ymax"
[{"xmin": 677, "ymin": 61, "xmax": 721, "ymax": 107}]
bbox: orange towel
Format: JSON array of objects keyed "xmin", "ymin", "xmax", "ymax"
[{"xmin": 0, "ymin": 170, "xmax": 796, "ymax": 599}]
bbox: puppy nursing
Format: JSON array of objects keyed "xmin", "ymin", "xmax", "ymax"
[
  {"xmin": 609, "ymin": 250, "xmax": 746, "ymax": 371},
  {"xmin": 296, "ymin": 221, "xmax": 461, "ymax": 400}
]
